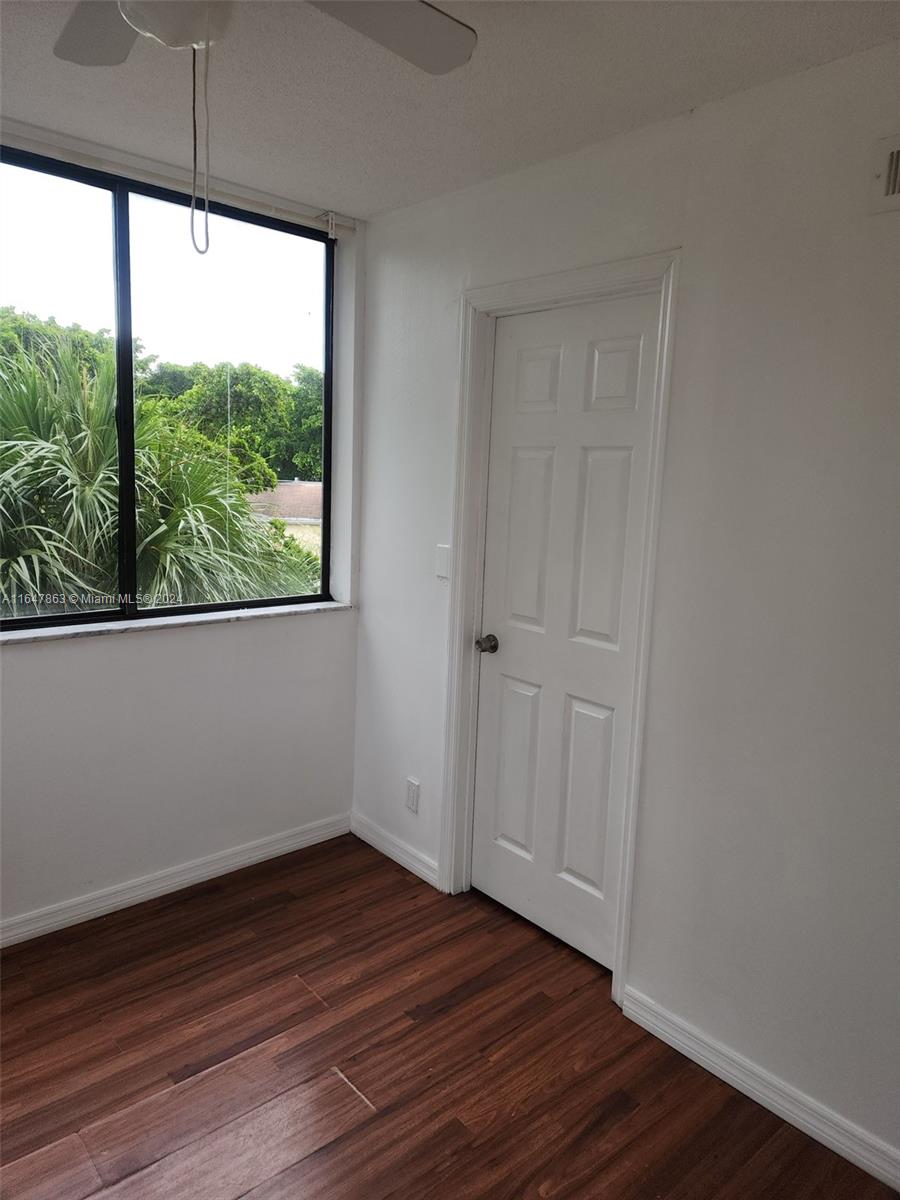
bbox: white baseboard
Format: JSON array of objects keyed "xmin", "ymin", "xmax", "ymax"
[
  {"xmin": 1, "ymin": 813, "xmax": 352, "ymax": 947},
  {"xmin": 622, "ymin": 987, "xmax": 900, "ymax": 1191},
  {"xmin": 350, "ymin": 811, "xmax": 439, "ymax": 887}
]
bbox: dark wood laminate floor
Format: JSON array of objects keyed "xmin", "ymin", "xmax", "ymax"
[{"xmin": 0, "ymin": 834, "xmax": 893, "ymax": 1200}]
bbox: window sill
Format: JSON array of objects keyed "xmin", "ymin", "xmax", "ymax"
[{"xmin": 0, "ymin": 601, "xmax": 353, "ymax": 647}]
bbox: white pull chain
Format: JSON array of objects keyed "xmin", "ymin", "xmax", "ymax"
[
  {"xmin": 190, "ymin": 39, "xmax": 211, "ymax": 254},
  {"xmin": 225, "ymin": 363, "xmax": 232, "ymax": 546}
]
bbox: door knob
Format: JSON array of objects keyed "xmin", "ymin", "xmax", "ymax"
[{"xmin": 475, "ymin": 633, "xmax": 499, "ymax": 654}]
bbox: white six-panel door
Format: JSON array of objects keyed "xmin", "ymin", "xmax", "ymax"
[{"xmin": 471, "ymin": 292, "xmax": 661, "ymax": 966}]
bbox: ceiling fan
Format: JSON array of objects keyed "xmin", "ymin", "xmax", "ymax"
[
  {"xmin": 52, "ymin": 1, "xmax": 476, "ymax": 253},
  {"xmin": 53, "ymin": 0, "xmax": 478, "ymax": 76}
]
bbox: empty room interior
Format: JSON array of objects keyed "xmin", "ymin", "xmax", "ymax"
[{"xmin": 0, "ymin": 1, "xmax": 899, "ymax": 1196}]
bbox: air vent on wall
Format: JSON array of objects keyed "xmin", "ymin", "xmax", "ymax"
[{"xmin": 871, "ymin": 134, "xmax": 900, "ymax": 214}]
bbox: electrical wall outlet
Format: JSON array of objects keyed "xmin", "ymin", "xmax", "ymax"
[{"xmin": 406, "ymin": 778, "xmax": 420, "ymax": 814}]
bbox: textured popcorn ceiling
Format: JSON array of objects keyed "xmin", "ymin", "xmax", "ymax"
[{"xmin": 2, "ymin": 1, "xmax": 900, "ymax": 218}]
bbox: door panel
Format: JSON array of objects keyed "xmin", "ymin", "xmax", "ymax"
[
  {"xmin": 571, "ymin": 446, "xmax": 632, "ymax": 647},
  {"xmin": 471, "ymin": 292, "xmax": 661, "ymax": 966},
  {"xmin": 493, "ymin": 675, "xmax": 541, "ymax": 858},
  {"xmin": 506, "ymin": 447, "xmax": 555, "ymax": 629},
  {"xmin": 515, "ymin": 345, "xmax": 562, "ymax": 413},
  {"xmin": 557, "ymin": 695, "xmax": 614, "ymax": 896},
  {"xmin": 586, "ymin": 335, "xmax": 642, "ymax": 411}
]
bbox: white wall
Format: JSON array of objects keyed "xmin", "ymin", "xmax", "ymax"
[
  {"xmin": 1, "ymin": 609, "xmax": 356, "ymax": 922},
  {"xmin": 0, "ymin": 230, "xmax": 365, "ymax": 935},
  {"xmin": 353, "ymin": 40, "xmax": 900, "ymax": 1164}
]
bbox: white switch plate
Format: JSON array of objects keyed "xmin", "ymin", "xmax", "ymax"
[
  {"xmin": 406, "ymin": 778, "xmax": 420, "ymax": 814},
  {"xmin": 435, "ymin": 544, "xmax": 451, "ymax": 580}
]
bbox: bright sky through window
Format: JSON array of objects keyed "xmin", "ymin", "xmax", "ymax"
[{"xmin": 0, "ymin": 164, "xmax": 325, "ymax": 377}]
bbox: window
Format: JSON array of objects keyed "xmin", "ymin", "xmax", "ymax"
[{"xmin": 0, "ymin": 148, "xmax": 332, "ymax": 629}]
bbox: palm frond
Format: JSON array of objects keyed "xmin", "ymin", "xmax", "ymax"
[{"xmin": 1, "ymin": 337, "xmax": 320, "ymax": 618}]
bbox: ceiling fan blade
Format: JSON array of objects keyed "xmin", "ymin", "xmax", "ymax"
[
  {"xmin": 53, "ymin": 1, "xmax": 139, "ymax": 66},
  {"xmin": 310, "ymin": 1, "xmax": 476, "ymax": 75}
]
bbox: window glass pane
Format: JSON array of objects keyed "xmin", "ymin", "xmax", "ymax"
[
  {"xmin": 0, "ymin": 163, "xmax": 119, "ymax": 620},
  {"xmin": 129, "ymin": 196, "xmax": 326, "ymax": 609}
]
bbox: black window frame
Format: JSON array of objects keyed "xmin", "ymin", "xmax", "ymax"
[{"xmin": 0, "ymin": 145, "xmax": 334, "ymax": 631}]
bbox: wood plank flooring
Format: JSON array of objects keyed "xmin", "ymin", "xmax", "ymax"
[{"xmin": 1, "ymin": 834, "xmax": 893, "ymax": 1199}]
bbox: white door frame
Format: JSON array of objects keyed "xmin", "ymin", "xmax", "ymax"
[{"xmin": 438, "ymin": 249, "xmax": 680, "ymax": 1005}]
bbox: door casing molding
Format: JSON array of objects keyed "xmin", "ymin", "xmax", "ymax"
[{"xmin": 439, "ymin": 249, "xmax": 680, "ymax": 1006}]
